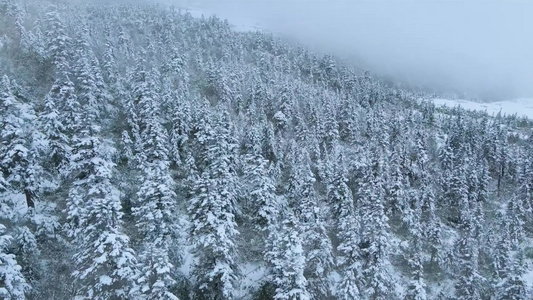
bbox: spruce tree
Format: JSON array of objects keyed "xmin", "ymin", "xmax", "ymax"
[
  {"xmin": 39, "ymin": 74, "xmax": 79, "ymax": 174},
  {"xmin": 288, "ymin": 150, "xmax": 334, "ymax": 299},
  {"xmin": 0, "ymin": 75, "xmax": 30, "ymax": 198},
  {"xmin": 43, "ymin": 6, "xmax": 71, "ymax": 75},
  {"xmin": 265, "ymin": 212, "xmax": 310, "ymax": 300},
  {"xmin": 404, "ymin": 206, "xmax": 427, "ymax": 300},
  {"xmin": 358, "ymin": 147, "xmax": 394, "ymax": 300},
  {"xmin": 328, "ymin": 151, "xmax": 362, "ymax": 300},
  {"xmin": 0, "ymin": 225, "xmax": 29, "ymax": 300},
  {"xmin": 130, "ymin": 67, "xmax": 179, "ymax": 300},
  {"xmin": 189, "ymin": 111, "xmax": 240, "ymax": 299},
  {"xmin": 66, "ymin": 83, "xmax": 138, "ymax": 299},
  {"xmin": 243, "ymin": 127, "xmax": 279, "ymax": 232}
]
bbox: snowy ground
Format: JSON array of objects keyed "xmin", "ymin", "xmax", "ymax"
[{"xmin": 433, "ymin": 98, "xmax": 533, "ymax": 119}]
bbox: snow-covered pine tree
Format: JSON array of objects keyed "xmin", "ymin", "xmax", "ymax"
[
  {"xmin": 11, "ymin": 225, "xmax": 39, "ymax": 291},
  {"xmin": 501, "ymin": 245, "xmax": 528, "ymax": 299},
  {"xmin": 404, "ymin": 202, "xmax": 427, "ymax": 300},
  {"xmin": 0, "ymin": 78, "xmax": 35, "ymax": 300},
  {"xmin": 288, "ymin": 149, "xmax": 334, "ymax": 299},
  {"xmin": 43, "ymin": 5, "xmax": 71, "ymax": 75},
  {"xmin": 130, "ymin": 66, "xmax": 179, "ymax": 300},
  {"xmin": 493, "ymin": 217, "xmax": 527, "ymax": 300},
  {"xmin": 273, "ymin": 83, "xmax": 296, "ymax": 133},
  {"xmin": 0, "ymin": 224, "xmax": 29, "ymax": 300},
  {"xmin": 495, "ymin": 125, "xmax": 509, "ymax": 196},
  {"xmin": 454, "ymin": 233, "xmax": 483, "ymax": 300},
  {"xmin": 507, "ymin": 192, "xmax": 526, "ymax": 248},
  {"xmin": 168, "ymin": 97, "xmax": 192, "ymax": 165},
  {"xmin": 39, "ymin": 73, "xmax": 79, "ymax": 175},
  {"xmin": 122, "ymin": 55, "xmax": 147, "ymax": 155},
  {"xmin": 243, "ymin": 126, "xmax": 279, "ymax": 232},
  {"xmin": 188, "ymin": 110, "xmax": 240, "ymax": 299},
  {"xmin": 132, "ymin": 159, "xmax": 179, "ymax": 299},
  {"xmin": 322, "ymin": 100, "xmax": 339, "ymax": 152},
  {"xmin": 265, "ymin": 211, "xmax": 311, "ymax": 300},
  {"xmin": 328, "ymin": 150, "xmax": 362, "ymax": 300},
  {"xmin": 453, "ymin": 156, "xmax": 484, "ymax": 300},
  {"xmin": 386, "ymin": 147, "xmax": 410, "ymax": 223},
  {"xmin": 404, "ymin": 236, "xmax": 427, "ymax": 300},
  {"xmin": 414, "ymin": 132, "xmax": 442, "ymax": 266},
  {"xmin": 515, "ymin": 150, "xmax": 533, "ymax": 227},
  {"xmin": 357, "ymin": 147, "xmax": 395, "ymax": 299},
  {"xmin": 338, "ymin": 93, "xmax": 358, "ymax": 144},
  {"xmin": 101, "ymin": 24, "xmax": 119, "ymax": 87},
  {"xmin": 66, "ymin": 80, "xmax": 138, "ymax": 299},
  {"xmin": 0, "ymin": 75, "xmax": 30, "ymax": 198}
]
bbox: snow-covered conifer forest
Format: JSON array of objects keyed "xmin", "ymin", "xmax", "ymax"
[{"xmin": 1, "ymin": 1, "xmax": 533, "ymax": 299}]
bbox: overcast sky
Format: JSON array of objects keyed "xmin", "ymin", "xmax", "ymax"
[{"xmin": 136, "ymin": 0, "xmax": 533, "ymax": 100}]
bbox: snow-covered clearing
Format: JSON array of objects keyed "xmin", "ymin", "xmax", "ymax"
[{"xmin": 433, "ymin": 98, "xmax": 533, "ymax": 119}]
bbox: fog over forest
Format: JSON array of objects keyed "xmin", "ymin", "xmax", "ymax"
[{"xmin": 159, "ymin": 0, "xmax": 533, "ymax": 101}]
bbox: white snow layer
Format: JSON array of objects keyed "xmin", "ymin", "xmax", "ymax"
[{"xmin": 433, "ymin": 98, "xmax": 533, "ymax": 119}]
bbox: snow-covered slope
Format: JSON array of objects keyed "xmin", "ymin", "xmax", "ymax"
[
  {"xmin": 176, "ymin": 4, "xmax": 533, "ymax": 121},
  {"xmin": 433, "ymin": 98, "xmax": 533, "ymax": 119}
]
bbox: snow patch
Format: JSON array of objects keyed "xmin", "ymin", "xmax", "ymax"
[
  {"xmin": 524, "ymin": 268, "xmax": 533, "ymax": 287},
  {"xmin": 238, "ymin": 262, "xmax": 267, "ymax": 297},
  {"xmin": 433, "ymin": 98, "xmax": 533, "ymax": 119},
  {"xmin": 178, "ymin": 244, "xmax": 195, "ymax": 278},
  {"xmin": 99, "ymin": 275, "xmax": 112, "ymax": 286}
]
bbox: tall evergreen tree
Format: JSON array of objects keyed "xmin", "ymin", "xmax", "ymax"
[
  {"xmin": 454, "ymin": 158, "xmax": 484, "ymax": 300},
  {"xmin": 43, "ymin": 6, "xmax": 71, "ymax": 75},
  {"xmin": 1, "ymin": 3, "xmax": 533, "ymax": 299},
  {"xmin": 243, "ymin": 127, "xmax": 279, "ymax": 232},
  {"xmin": 66, "ymin": 80, "xmax": 138, "ymax": 299},
  {"xmin": 0, "ymin": 76, "xmax": 30, "ymax": 197},
  {"xmin": 288, "ymin": 150, "xmax": 334, "ymax": 299},
  {"xmin": 358, "ymin": 147, "xmax": 395, "ymax": 300},
  {"xmin": 39, "ymin": 74, "xmax": 79, "ymax": 174},
  {"xmin": 328, "ymin": 151, "xmax": 362, "ymax": 300},
  {"xmin": 493, "ymin": 218, "xmax": 527, "ymax": 300},
  {"xmin": 265, "ymin": 212, "xmax": 310, "ymax": 300},
  {"xmin": 0, "ymin": 224, "xmax": 29, "ymax": 300},
  {"xmin": 130, "ymin": 67, "xmax": 179, "ymax": 300},
  {"xmin": 188, "ymin": 111, "xmax": 240, "ymax": 299},
  {"xmin": 404, "ymin": 204, "xmax": 427, "ymax": 300}
]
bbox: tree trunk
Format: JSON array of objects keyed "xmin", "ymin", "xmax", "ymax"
[{"xmin": 25, "ymin": 189, "xmax": 35, "ymax": 209}]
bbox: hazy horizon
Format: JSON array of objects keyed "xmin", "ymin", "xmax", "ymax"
[
  {"xmin": 158, "ymin": 0, "xmax": 533, "ymax": 101},
  {"xmin": 76, "ymin": 0, "xmax": 533, "ymax": 100}
]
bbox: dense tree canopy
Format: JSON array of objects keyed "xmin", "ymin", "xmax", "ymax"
[{"xmin": 1, "ymin": 1, "xmax": 533, "ymax": 299}]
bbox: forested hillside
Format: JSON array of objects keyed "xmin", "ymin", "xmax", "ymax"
[{"xmin": 1, "ymin": 1, "xmax": 533, "ymax": 299}]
